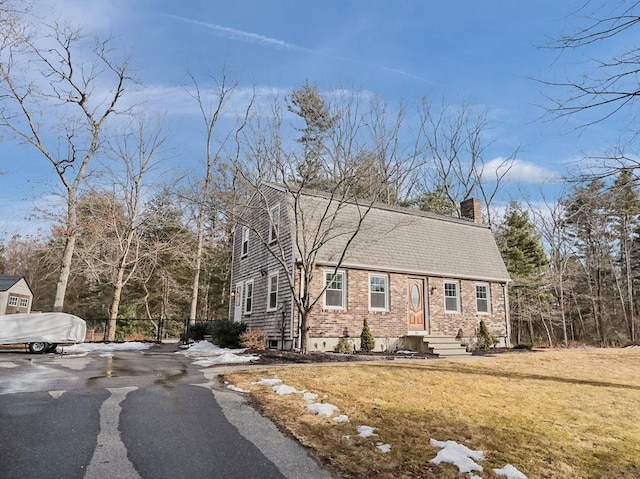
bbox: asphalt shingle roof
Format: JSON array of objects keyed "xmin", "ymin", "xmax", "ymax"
[
  {"xmin": 289, "ymin": 191, "xmax": 511, "ymax": 283},
  {"xmin": 0, "ymin": 275, "xmax": 23, "ymax": 292}
]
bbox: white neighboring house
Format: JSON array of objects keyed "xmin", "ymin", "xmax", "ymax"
[{"xmin": 0, "ymin": 275, "xmax": 33, "ymax": 315}]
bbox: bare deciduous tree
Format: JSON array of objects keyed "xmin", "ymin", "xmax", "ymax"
[
  {"xmin": 417, "ymin": 99, "xmax": 516, "ymax": 224},
  {"xmin": 0, "ymin": 16, "xmax": 131, "ymax": 312},
  {"xmin": 185, "ymin": 67, "xmax": 244, "ymax": 323},
  {"xmin": 543, "ymin": 1, "xmax": 640, "ymax": 132}
]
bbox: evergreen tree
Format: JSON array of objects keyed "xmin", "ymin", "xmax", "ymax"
[
  {"xmin": 404, "ymin": 185, "xmax": 458, "ymax": 217},
  {"xmin": 497, "ymin": 201, "xmax": 546, "ymax": 279},
  {"xmin": 562, "ymin": 179, "xmax": 613, "ymax": 344},
  {"xmin": 496, "ymin": 201, "xmax": 547, "ymax": 345},
  {"xmin": 287, "ymin": 82, "xmax": 337, "ymax": 188},
  {"xmin": 360, "ymin": 318, "xmax": 375, "ymax": 352},
  {"xmin": 608, "ymin": 170, "xmax": 640, "ymax": 341}
]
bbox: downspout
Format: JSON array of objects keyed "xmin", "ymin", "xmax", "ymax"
[
  {"xmin": 503, "ymin": 282, "xmax": 511, "ymax": 347},
  {"xmin": 295, "ymin": 263, "xmax": 303, "ymax": 351},
  {"xmin": 229, "ymin": 225, "xmax": 237, "ymax": 321}
]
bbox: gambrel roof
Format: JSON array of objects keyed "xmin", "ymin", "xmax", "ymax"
[
  {"xmin": 281, "ymin": 186, "xmax": 511, "ymax": 283},
  {"xmin": 0, "ymin": 275, "xmax": 24, "ymax": 292}
]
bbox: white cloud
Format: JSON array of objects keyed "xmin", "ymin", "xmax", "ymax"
[{"xmin": 482, "ymin": 157, "xmax": 561, "ymax": 184}]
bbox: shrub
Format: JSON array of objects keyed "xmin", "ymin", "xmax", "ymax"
[
  {"xmin": 240, "ymin": 329, "xmax": 268, "ymax": 350},
  {"xmin": 208, "ymin": 319, "xmax": 247, "ymax": 348},
  {"xmin": 360, "ymin": 318, "xmax": 375, "ymax": 352},
  {"xmin": 334, "ymin": 337, "xmax": 353, "ymax": 354},
  {"xmin": 513, "ymin": 343, "xmax": 533, "ymax": 350},
  {"xmin": 186, "ymin": 321, "xmax": 210, "ymax": 341},
  {"xmin": 478, "ymin": 320, "xmax": 494, "ymax": 350}
]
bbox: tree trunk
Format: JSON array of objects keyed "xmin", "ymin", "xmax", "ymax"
[
  {"xmin": 189, "ymin": 214, "xmax": 205, "ymax": 324},
  {"xmin": 105, "ymin": 261, "xmax": 127, "ymax": 341},
  {"xmin": 53, "ymin": 232, "xmax": 77, "ymax": 312}
]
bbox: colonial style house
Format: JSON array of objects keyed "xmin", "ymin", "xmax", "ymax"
[
  {"xmin": 0, "ymin": 275, "xmax": 33, "ymax": 315},
  {"xmin": 229, "ymin": 183, "xmax": 511, "ymax": 356}
]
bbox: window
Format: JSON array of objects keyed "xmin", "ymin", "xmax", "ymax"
[
  {"xmin": 8, "ymin": 296, "xmax": 18, "ymax": 307},
  {"xmin": 241, "ymin": 226, "xmax": 249, "ymax": 257},
  {"xmin": 235, "ymin": 284, "xmax": 242, "ymax": 307},
  {"xmin": 476, "ymin": 283, "xmax": 491, "ymax": 314},
  {"xmin": 269, "ymin": 204, "xmax": 280, "ymax": 243},
  {"xmin": 19, "ymin": 298, "xmax": 29, "ymax": 308},
  {"xmin": 444, "ymin": 281, "xmax": 460, "ymax": 313},
  {"xmin": 243, "ymin": 280, "xmax": 254, "ymax": 314},
  {"xmin": 267, "ymin": 272, "xmax": 279, "ymax": 311},
  {"xmin": 324, "ymin": 270, "xmax": 346, "ymax": 309},
  {"xmin": 369, "ymin": 274, "xmax": 389, "ymax": 311}
]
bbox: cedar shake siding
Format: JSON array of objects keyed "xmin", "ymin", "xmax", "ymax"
[
  {"xmin": 229, "ymin": 186, "xmax": 296, "ymax": 349},
  {"xmin": 229, "ymin": 183, "xmax": 511, "ymax": 352}
]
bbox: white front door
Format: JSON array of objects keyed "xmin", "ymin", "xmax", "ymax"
[{"xmin": 233, "ymin": 284, "xmax": 243, "ymax": 322}]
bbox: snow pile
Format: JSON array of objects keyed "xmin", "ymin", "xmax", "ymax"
[
  {"xmin": 178, "ymin": 341, "xmax": 259, "ymax": 365},
  {"xmin": 307, "ymin": 402, "xmax": 338, "ymax": 417},
  {"xmin": 429, "ymin": 439, "xmax": 527, "ymax": 479},
  {"xmin": 429, "ymin": 439, "xmax": 484, "ymax": 474},
  {"xmin": 357, "ymin": 425, "xmax": 376, "ymax": 438},
  {"xmin": 494, "ymin": 464, "xmax": 528, "ymax": 479},
  {"xmin": 333, "ymin": 414, "xmax": 349, "ymax": 423},
  {"xmin": 273, "ymin": 384, "xmax": 298, "ymax": 395},
  {"xmin": 376, "ymin": 442, "xmax": 391, "ymax": 453},
  {"xmin": 302, "ymin": 391, "xmax": 318, "ymax": 402},
  {"xmin": 254, "ymin": 378, "xmax": 282, "ymax": 386},
  {"xmin": 227, "ymin": 384, "xmax": 250, "ymax": 393}
]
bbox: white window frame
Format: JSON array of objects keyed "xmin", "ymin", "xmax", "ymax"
[
  {"xmin": 241, "ymin": 226, "xmax": 249, "ymax": 258},
  {"xmin": 368, "ymin": 273, "xmax": 389, "ymax": 311},
  {"xmin": 269, "ymin": 204, "xmax": 280, "ymax": 244},
  {"xmin": 243, "ymin": 279, "xmax": 254, "ymax": 315},
  {"xmin": 444, "ymin": 280, "xmax": 460, "ymax": 313},
  {"xmin": 323, "ymin": 269, "xmax": 346, "ymax": 309},
  {"xmin": 267, "ymin": 272, "xmax": 279, "ymax": 311},
  {"xmin": 476, "ymin": 283, "xmax": 491, "ymax": 314},
  {"xmin": 8, "ymin": 296, "xmax": 18, "ymax": 307},
  {"xmin": 19, "ymin": 297, "xmax": 29, "ymax": 308}
]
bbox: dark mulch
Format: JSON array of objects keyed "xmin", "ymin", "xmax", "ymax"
[{"xmin": 249, "ymin": 349, "xmax": 437, "ymax": 364}]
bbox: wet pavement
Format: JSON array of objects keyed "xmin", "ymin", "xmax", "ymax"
[{"xmin": 0, "ymin": 344, "xmax": 334, "ymax": 479}]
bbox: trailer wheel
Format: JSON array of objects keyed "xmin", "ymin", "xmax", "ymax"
[{"xmin": 29, "ymin": 342, "xmax": 48, "ymax": 354}]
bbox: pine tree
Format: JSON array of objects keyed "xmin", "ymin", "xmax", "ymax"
[
  {"xmin": 496, "ymin": 201, "xmax": 548, "ymax": 345},
  {"xmin": 360, "ymin": 318, "xmax": 375, "ymax": 352}
]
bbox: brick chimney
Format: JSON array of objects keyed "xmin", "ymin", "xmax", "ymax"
[{"xmin": 460, "ymin": 198, "xmax": 482, "ymax": 224}]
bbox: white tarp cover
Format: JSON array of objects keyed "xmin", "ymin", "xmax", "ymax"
[{"xmin": 0, "ymin": 313, "xmax": 86, "ymax": 344}]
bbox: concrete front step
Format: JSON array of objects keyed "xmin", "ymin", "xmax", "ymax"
[{"xmin": 423, "ymin": 336, "xmax": 471, "ymax": 357}]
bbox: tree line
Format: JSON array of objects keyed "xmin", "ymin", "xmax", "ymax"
[{"xmin": 0, "ymin": 1, "xmax": 638, "ymax": 346}]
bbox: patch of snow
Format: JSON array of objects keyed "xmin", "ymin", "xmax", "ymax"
[
  {"xmin": 254, "ymin": 378, "xmax": 282, "ymax": 386},
  {"xmin": 376, "ymin": 442, "xmax": 391, "ymax": 453},
  {"xmin": 227, "ymin": 384, "xmax": 250, "ymax": 393},
  {"xmin": 357, "ymin": 425, "xmax": 376, "ymax": 438},
  {"xmin": 429, "ymin": 439, "xmax": 485, "ymax": 474},
  {"xmin": 65, "ymin": 342, "xmax": 153, "ymax": 353},
  {"xmin": 396, "ymin": 350, "xmax": 417, "ymax": 354},
  {"xmin": 302, "ymin": 391, "xmax": 318, "ymax": 402},
  {"xmin": 470, "ymin": 475, "xmax": 483, "ymax": 479},
  {"xmin": 333, "ymin": 414, "xmax": 349, "ymax": 423},
  {"xmin": 179, "ymin": 340, "xmax": 246, "ymax": 355},
  {"xmin": 494, "ymin": 464, "xmax": 528, "ymax": 479},
  {"xmin": 0, "ymin": 362, "xmax": 19, "ymax": 368},
  {"xmin": 192, "ymin": 352, "xmax": 258, "ymax": 366},
  {"xmin": 273, "ymin": 384, "xmax": 297, "ymax": 395},
  {"xmin": 48, "ymin": 391, "xmax": 65, "ymax": 399},
  {"xmin": 307, "ymin": 402, "xmax": 338, "ymax": 417}
]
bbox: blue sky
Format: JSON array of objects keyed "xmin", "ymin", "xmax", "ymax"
[{"xmin": 0, "ymin": 0, "xmax": 633, "ymax": 237}]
